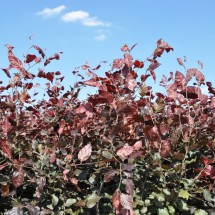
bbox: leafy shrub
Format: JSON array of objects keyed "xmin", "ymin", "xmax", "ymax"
[{"xmin": 0, "ymin": 40, "xmax": 214, "ymax": 215}]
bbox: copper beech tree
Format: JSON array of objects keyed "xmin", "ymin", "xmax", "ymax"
[{"xmin": 0, "ymin": 39, "xmax": 214, "ymax": 214}]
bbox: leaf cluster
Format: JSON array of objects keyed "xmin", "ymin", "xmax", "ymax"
[{"xmin": 0, "ymin": 39, "xmax": 214, "ymax": 215}]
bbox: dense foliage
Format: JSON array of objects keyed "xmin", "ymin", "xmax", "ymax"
[{"xmin": 0, "ymin": 40, "xmax": 214, "ymax": 215}]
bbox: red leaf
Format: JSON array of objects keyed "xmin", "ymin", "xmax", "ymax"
[
  {"xmin": 197, "ymin": 60, "xmax": 203, "ymax": 69},
  {"xmin": 38, "ymin": 177, "xmax": 46, "ymax": 191},
  {"xmin": 104, "ymin": 170, "xmax": 118, "ymax": 183},
  {"xmin": 44, "ymin": 53, "xmax": 61, "ymax": 66},
  {"xmin": 180, "ymin": 86, "xmax": 200, "ymax": 99},
  {"xmin": 112, "ymin": 189, "xmax": 121, "ymax": 211},
  {"xmin": 160, "ymin": 140, "xmax": 171, "ymax": 157},
  {"xmin": 57, "ymin": 97, "xmax": 64, "ymax": 108},
  {"xmin": 141, "ymin": 74, "xmax": 150, "ymax": 82},
  {"xmin": 0, "ymin": 140, "xmax": 12, "ymax": 158},
  {"xmin": 195, "ymin": 70, "xmax": 205, "ymax": 84},
  {"xmin": 70, "ymin": 177, "xmax": 78, "ymax": 186},
  {"xmin": 175, "ymin": 71, "xmax": 187, "ymax": 89},
  {"xmin": 157, "ymin": 39, "xmax": 174, "ymax": 52},
  {"xmin": 8, "ymin": 51, "xmax": 23, "ymax": 70},
  {"xmin": 124, "ymin": 54, "xmax": 133, "ymax": 67},
  {"xmin": 186, "ymin": 68, "xmax": 197, "ymax": 81},
  {"xmin": 78, "ymin": 144, "xmax": 92, "ymax": 162},
  {"xmin": 82, "ymin": 65, "xmax": 90, "ymax": 70},
  {"xmin": 2, "ymin": 65, "xmax": 12, "ymax": 78},
  {"xmin": 125, "ymin": 179, "xmax": 134, "ymax": 196},
  {"xmin": 159, "ymin": 122, "xmax": 169, "ymax": 136},
  {"xmin": 20, "ymin": 90, "xmax": 30, "ymax": 102},
  {"xmin": 125, "ymin": 78, "xmax": 137, "ymax": 91},
  {"xmin": 45, "ymin": 72, "xmax": 55, "ymax": 82},
  {"xmin": 63, "ymin": 169, "xmax": 70, "ymax": 181},
  {"xmin": 2, "ymin": 117, "xmax": 12, "ymax": 135},
  {"xmin": 75, "ymin": 105, "xmax": 86, "ymax": 114},
  {"xmin": 21, "ymin": 69, "xmax": 35, "ymax": 80},
  {"xmin": 116, "ymin": 145, "xmax": 134, "ymax": 161},
  {"xmin": 133, "ymin": 60, "xmax": 144, "ymax": 68},
  {"xmin": 120, "ymin": 193, "xmax": 133, "ymax": 210},
  {"xmin": 160, "ymin": 75, "xmax": 168, "ymax": 86},
  {"xmin": 148, "ymin": 61, "xmax": 160, "ymax": 71},
  {"xmin": 177, "ymin": 58, "xmax": 184, "ymax": 66},
  {"xmin": 55, "ymin": 71, "xmax": 61, "ymax": 75},
  {"xmin": 83, "ymin": 79, "xmax": 101, "ymax": 87},
  {"xmin": 49, "ymin": 153, "xmax": 56, "ymax": 163},
  {"xmin": 12, "ymin": 168, "xmax": 25, "ymax": 188},
  {"xmin": 93, "ymin": 64, "xmax": 101, "ymax": 70},
  {"xmin": 144, "ymin": 126, "xmax": 159, "ymax": 139},
  {"xmin": 32, "ymin": 45, "xmax": 45, "ymax": 58},
  {"xmin": 1, "ymin": 184, "xmax": 9, "ymax": 197},
  {"xmin": 202, "ymin": 165, "xmax": 215, "ymax": 179},
  {"xmin": 129, "ymin": 150, "xmax": 144, "ymax": 159},
  {"xmin": 98, "ymin": 90, "xmax": 114, "ymax": 103},
  {"xmin": 58, "ymin": 120, "xmax": 66, "ymax": 135},
  {"xmin": 24, "ymin": 83, "xmax": 33, "ymax": 90},
  {"xmin": 121, "ymin": 44, "xmax": 130, "ymax": 52},
  {"xmin": 149, "ymin": 70, "xmax": 156, "ymax": 81},
  {"xmin": 25, "ymin": 54, "xmax": 36, "ymax": 63},
  {"xmin": 35, "ymin": 57, "xmax": 41, "ymax": 63},
  {"xmin": 5, "ymin": 44, "xmax": 14, "ymax": 51},
  {"xmin": 153, "ymin": 47, "xmax": 164, "ymax": 58},
  {"xmin": 36, "ymin": 177, "xmax": 46, "ymax": 198},
  {"xmin": 0, "ymin": 162, "xmax": 8, "ymax": 170},
  {"xmin": 133, "ymin": 141, "xmax": 142, "ymax": 150},
  {"xmin": 112, "ymin": 58, "xmax": 124, "ymax": 69}
]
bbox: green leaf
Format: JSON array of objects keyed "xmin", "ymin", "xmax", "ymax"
[
  {"xmin": 203, "ymin": 190, "xmax": 212, "ymax": 202},
  {"xmin": 167, "ymin": 206, "xmax": 175, "ymax": 214},
  {"xmin": 144, "ymin": 199, "xmax": 150, "ymax": 206},
  {"xmin": 140, "ymin": 207, "xmax": 148, "ymax": 213},
  {"xmin": 158, "ymin": 208, "xmax": 169, "ymax": 215},
  {"xmin": 47, "ymin": 204, "xmax": 53, "ymax": 210},
  {"xmin": 149, "ymin": 192, "xmax": 157, "ymax": 199},
  {"xmin": 64, "ymin": 209, "xmax": 73, "ymax": 214},
  {"xmin": 102, "ymin": 150, "xmax": 113, "ymax": 159},
  {"xmin": 185, "ymin": 156, "xmax": 197, "ymax": 164},
  {"xmin": 52, "ymin": 194, "xmax": 59, "ymax": 207},
  {"xmin": 64, "ymin": 198, "xmax": 77, "ymax": 207},
  {"xmin": 194, "ymin": 209, "xmax": 208, "ymax": 215},
  {"xmin": 86, "ymin": 193, "xmax": 100, "ymax": 208},
  {"xmin": 163, "ymin": 188, "xmax": 170, "ymax": 195},
  {"xmin": 177, "ymin": 199, "xmax": 188, "ymax": 211},
  {"xmin": 156, "ymin": 193, "xmax": 165, "ymax": 202},
  {"xmin": 88, "ymin": 174, "xmax": 96, "ymax": 184},
  {"xmin": 179, "ymin": 189, "xmax": 189, "ymax": 200}
]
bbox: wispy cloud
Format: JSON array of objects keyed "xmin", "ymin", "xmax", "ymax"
[
  {"xmin": 82, "ymin": 17, "xmax": 111, "ymax": 27},
  {"xmin": 37, "ymin": 5, "xmax": 66, "ymax": 18},
  {"xmin": 61, "ymin": 10, "xmax": 111, "ymax": 27},
  {"xmin": 94, "ymin": 34, "xmax": 106, "ymax": 41}
]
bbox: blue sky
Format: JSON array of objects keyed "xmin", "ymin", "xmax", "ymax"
[{"xmin": 0, "ymin": 0, "xmax": 214, "ymax": 99}]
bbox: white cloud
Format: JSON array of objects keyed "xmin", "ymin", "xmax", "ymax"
[
  {"xmin": 61, "ymin": 10, "xmax": 89, "ymax": 22},
  {"xmin": 82, "ymin": 17, "xmax": 111, "ymax": 27},
  {"xmin": 94, "ymin": 34, "xmax": 106, "ymax": 41},
  {"xmin": 37, "ymin": 5, "xmax": 66, "ymax": 18},
  {"xmin": 61, "ymin": 10, "xmax": 111, "ymax": 27}
]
